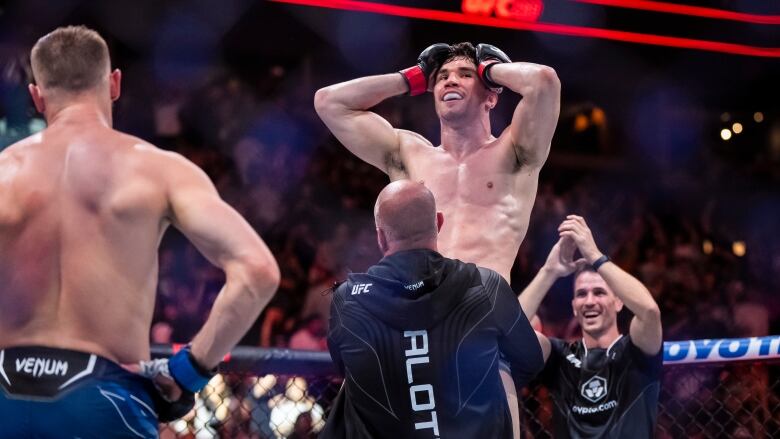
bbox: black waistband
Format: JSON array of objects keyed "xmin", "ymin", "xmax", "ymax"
[{"xmin": 0, "ymin": 346, "xmax": 127, "ymax": 399}]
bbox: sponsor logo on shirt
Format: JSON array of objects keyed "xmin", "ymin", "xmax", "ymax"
[
  {"xmin": 572, "ymin": 400, "xmax": 618, "ymax": 415},
  {"xmin": 351, "ymin": 283, "xmax": 372, "ymax": 295},
  {"xmin": 15, "ymin": 357, "xmax": 68, "ymax": 378},
  {"xmin": 404, "ymin": 330, "xmax": 440, "ymax": 437},
  {"xmin": 566, "ymin": 354, "xmax": 582, "ymax": 368},
  {"xmin": 405, "ymin": 281, "xmax": 424, "ymax": 291},
  {"xmin": 581, "ymin": 375, "xmax": 607, "ymax": 403}
]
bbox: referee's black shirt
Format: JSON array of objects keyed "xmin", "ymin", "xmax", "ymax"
[{"xmin": 321, "ymin": 249, "xmax": 543, "ymax": 439}]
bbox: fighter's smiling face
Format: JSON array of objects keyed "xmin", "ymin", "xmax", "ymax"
[
  {"xmin": 432, "ymin": 58, "xmax": 495, "ymax": 121},
  {"xmin": 572, "ymin": 271, "xmax": 623, "ymax": 338}
]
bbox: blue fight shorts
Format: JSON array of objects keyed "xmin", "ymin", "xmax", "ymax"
[{"xmin": 0, "ymin": 346, "xmax": 159, "ymax": 438}]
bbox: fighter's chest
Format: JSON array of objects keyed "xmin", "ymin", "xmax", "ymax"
[{"xmin": 403, "ymin": 147, "xmax": 517, "ymax": 206}]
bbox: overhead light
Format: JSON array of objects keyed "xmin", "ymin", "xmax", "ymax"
[
  {"xmin": 732, "ymin": 241, "xmax": 746, "ymax": 257},
  {"xmin": 754, "ymin": 112, "xmax": 764, "ymax": 123},
  {"xmin": 720, "ymin": 129, "xmax": 732, "ymax": 140},
  {"xmin": 574, "ymin": 114, "xmax": 589, "ymax": 132},
  {"xmin": 591, "ymin": 107, "xmax": 606, "ymax": 126},
  {"xmin": 702, "ymin": 240, "xmax": 713, "ymax": 255},
  {"xmin": 732, "ymin": 122, "xmax": 743, "ymax": 134}
]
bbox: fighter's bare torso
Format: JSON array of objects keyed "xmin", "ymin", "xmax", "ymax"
[
  {"xmin": 0, "ymin": 121, "xmax": 173, "ymax": 363},
  {"xmin": 389, "ymin": 129, "xmax": 539, "ymax": 281}
]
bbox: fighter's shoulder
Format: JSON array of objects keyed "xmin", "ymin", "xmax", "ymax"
[
  {"xmin": 0, "ymin": 131, "xmax": 43, "ymax": 158},
  {"xmin": 117, "ymin": 134, "xmax": 207, "ymax": 180},
  {"xmin": 115, "ymin": 132, "xmax": 170, "ymax": 160}
]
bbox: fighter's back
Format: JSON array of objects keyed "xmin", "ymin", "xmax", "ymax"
[{"xmin": 0, "ymin": 122, "xmax": 172, "ymax": 364}]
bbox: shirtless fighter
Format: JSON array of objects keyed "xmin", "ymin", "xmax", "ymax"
[
  {"xmin": 315, "ymin": 42, "xmax": 560, "ymax": 437},
  {"xmin": 0, "ymin": 26, "xmax": 280, "ymax": 438}
]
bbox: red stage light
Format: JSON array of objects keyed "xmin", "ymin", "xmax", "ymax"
[
  {"xmin": 572, "ymin": 0, "xmax": 780, "ymax": 25},
  {"xmin": 462, "ymin": 0, "xmax": 544, "ymax": 22},
  {"xmin": 270, "ymin": 0, "xmax": 780, "ymax": 58}
]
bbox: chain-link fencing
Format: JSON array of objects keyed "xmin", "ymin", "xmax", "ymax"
[{"xmin": 153, "ymin": 345, "xmax": 780, "ymax": 438}]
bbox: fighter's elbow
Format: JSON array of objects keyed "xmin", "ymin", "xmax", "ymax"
[
  {"xmin": 516, "ymin": 66, "xmax": 559, "ymax": 100},
  {"xmin": 640, "ymin": 302, "xmax": 661, "ymax": 324},
  {"xmin": 314, "ymin": 87, "xmax": 337, "ymax": 116},
  {"xmin": 535, "ymin": 66, "xmax": 560, "ymax": 92},
  {"xmin": 240, "ymin": 254, "xmax": 281, "ymax": 302}
]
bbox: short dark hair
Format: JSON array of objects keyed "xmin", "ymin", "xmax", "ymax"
[
  {"xmin": 30, "ymin": 26, "xmax": 110, "ymax": 92},
  {"xmin": 442, "ymin": 42, "xmax": 478, "ymax": 68},
  {"xmin": 573, "ymin": 264, "xmax": 598, "ymax": 283}
]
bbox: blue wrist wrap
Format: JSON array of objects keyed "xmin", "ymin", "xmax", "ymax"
[{"xmin": 168, "ymin": 347, "xmax": 213, "ymax": 393}]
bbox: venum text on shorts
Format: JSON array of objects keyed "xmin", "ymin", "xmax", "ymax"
[{"xmin": 15, "ymin": 357, "xmax": 68, "ymax": 378}]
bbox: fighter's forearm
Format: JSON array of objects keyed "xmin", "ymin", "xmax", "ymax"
[
  {"xmin": 488, "ymin": 62, "xmax": 560, "ymax": 98},
  {"xmin": 190, "ymin": 259, "xmax": 280, "ymax": 369},
  {"xmin": 518, "ymin": 267, "xmax": 559, "ymax": 319},
  {"xmin": 314, "ymin": 73, "xmax": 408, "ymax": 114},
  {"xmin": 595, "ymin": 262, "xmax": 660, "ymax": 323}
]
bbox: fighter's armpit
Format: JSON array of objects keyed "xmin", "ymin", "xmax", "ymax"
[
  {"xmin": 385, "ymin": 130, "xmax": 431, "ymax": 177},
  {"xmin": 397, "ymin": 129, "xmax": 434, "ymax": 148},
  {"xmin": 384, "ymin": 149, "xmax": 406, "ymax": 178}
]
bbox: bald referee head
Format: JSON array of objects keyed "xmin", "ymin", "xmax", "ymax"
[{"xmin": 374, "ymin": 180, "xmax": 444, "ymax": 256}]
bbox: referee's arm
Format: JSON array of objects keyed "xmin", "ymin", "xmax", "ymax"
[
  {"xmin": 493, "ymin": 275, "xmax": 545, "ymax": 385},
  {"xmin": 327, "ymin": 290, "xmax": 346, "ymax": 374}
]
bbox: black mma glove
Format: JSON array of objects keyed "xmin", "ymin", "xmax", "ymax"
[
  {"xmin": 399, "ymin": 43, "xmax": 451, "ymax": 96},
  {"xmin": 476, "ymin": 43, "xmax": 512, "ymax": 93}
]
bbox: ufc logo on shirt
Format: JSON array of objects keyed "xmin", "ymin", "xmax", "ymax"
[{"xmin": 351, "ymin": 283, "xmax": 372, "ymax": 295}]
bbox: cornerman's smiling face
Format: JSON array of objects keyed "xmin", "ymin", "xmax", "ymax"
[
  {"xmin": 432, "ymin": 58, "xmax": 494, "ymax": 121},
  {"xmin": 572, "ymin": 271, "xmax": 623, "ymax": 338}
]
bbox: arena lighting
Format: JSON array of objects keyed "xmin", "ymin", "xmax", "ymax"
[
  {"xmin": 270, "ymin": 0, "xmax": 780, "ymax": 58},
  {"xmin": 720, "ymin": 129, "xmax": 732, "ymax": 140},
  {"xmin": 571, "ymin": 0, "xmax": 780, "ymax": 25},
  {"xmin": 754, "ymin": 112, "xmax": 764, "ymax": 123},
  {"xmin": 702, "ymin": 239, "xmax": 713, "ymax": 255},
  {"xmin": 732, "ymin": 122, "xmax": 743, "ymax": 134},
  {"xmin": 732, "ymin": 241, "xmax": 746, "ymax": 257}
]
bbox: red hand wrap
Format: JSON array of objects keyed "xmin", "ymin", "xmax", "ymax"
[
  {"xmin": 399, "ymin": 66, "xmax": 427, "ymax": 96},
  {"xmin": 478, "ymin": 59, "xmax": 503, "ymax": 92}
]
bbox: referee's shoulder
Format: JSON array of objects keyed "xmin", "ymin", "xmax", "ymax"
[
  {"xmin": 331, "ymin": 278, "xmax": 351, "ymax": 301},
  {"xmin": 474, "ymin": 266, "xmax": 507, "ymax": 292}
]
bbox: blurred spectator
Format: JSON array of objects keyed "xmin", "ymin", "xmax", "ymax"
[
  {"xmin": 269, "ymin": 377, "xmax": 325, "ymax": 438},
  {"xmin": 289, "ymin": 316, "xmax": 327, "ymax": 352}
]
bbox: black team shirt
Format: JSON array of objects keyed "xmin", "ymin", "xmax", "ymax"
[
  {"xmin": 321, "ymin": 249, "xmax": 543, "ymax": 439},
  {"xmin": 541, "ymin": 335, "xmax": 663, "ymax": 439}
]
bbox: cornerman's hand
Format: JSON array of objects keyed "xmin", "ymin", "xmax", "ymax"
[
  {"xmin": 542, "ymin": 236, "xmax": 584, "ymax": 278},
  {"xmin": 399, "ymin": 43, "xmax": 451, "ymax": 96},
  {"xmin": 558, "ymin": 215, "xmax": 603, "ymax": 264}
]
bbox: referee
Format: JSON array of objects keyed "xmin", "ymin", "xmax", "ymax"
[
  {"xmin": 519, "ymin": 215, "xmax": 663, "ymax": 438},
  {"xmin": 321, "ymin": 180, "xmax": 545, "ymax": 439}
]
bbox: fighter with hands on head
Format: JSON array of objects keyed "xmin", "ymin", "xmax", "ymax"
[
  {"xmin": 0, "ymin": 26, "xmax": 280, "ymax": 438},
  {"xmin": 315, "ymin": 41, "xmax": 559, "ymax": 282},
  {"xmin": 519, "ymin": 215, "xmax": 663, "ymax": 438},
  {"xmin": 315, "ymin": 42, "xmax": 560, "ymax": 436}
]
